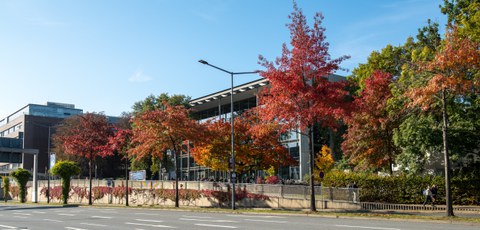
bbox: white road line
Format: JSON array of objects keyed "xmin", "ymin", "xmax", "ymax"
[
  {"xmin": 58, "ymin": 213, "xmax": 76, "ymax": 216},
  {"xmin": 100, "ymin": 211, "xmax": 118, "ymax": 213},
  {"xmin": 32, "ymin": 211, "xmax": 46, "ymax": 214},
  {"xmin": 125, "ymin": 222, "xmax": 175, "ymax": 228},
  {"xmin": 0, "ymin": 224, "xmax": 16, "ymax": 229},
  {"xmin": 227, "ymin": 214, "xmax": 286, "ymax": 219},
  {"xmin": 91, "ymin": 216, "xmax": 112, "ymax": 219},
  {"xmin": 181, "ymin": 215, "xmax": 212, "ymax": 219},
  {"xmin": 335, "ymin": 225, "xmax": 401, "ymax": 230},
  {"xmin": 80, "ymin": 223, "xmax": 107, "ymax": 227},
  {"xmin": 134, "ymin": 219, "xmax": 164, "ymax": 223},
  {"xmin": 195, "ymin": 224, "xmax": 237, "ymax": 229},
  {"xmin": 244, "ymin": 219, "xmax": 287, "ymax": 224},
  {"xmin": 44, "ymin": 219, "xmax": 64, "ymax": 223},
  {"xmin": 13, "ymin": 216, "xmax": 27, "ymax": 218},
  {"xmin": 179, "ymin": 218, "xmax": 238, "ymax": 223},
  {"xmin": 12, "ymin": 213, "xmax": 31, "ymax": 216},
  {"xmin": 134, "ymin": 213, "xmax": 159, "ymax": 216},
  {"xmin": 65, "ymin": 227, "xmax": 87, "ymax": 230}
]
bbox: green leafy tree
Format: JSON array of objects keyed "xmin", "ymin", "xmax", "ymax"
[
  {"xmin": 2, "ymin": 176, "xmax": 10, "ymax": 202},
  {"xmin": 51, "ymin": 161, "xmax": 81, "ymax": 204},
  {"xmin": 10, "ymin": 168, "xmax": 31, "ymax": 203}
]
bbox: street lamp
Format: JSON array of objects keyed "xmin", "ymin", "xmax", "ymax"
[{"xmin": 198, "ymin": 59, "xmax": 258, "ymax": 210}]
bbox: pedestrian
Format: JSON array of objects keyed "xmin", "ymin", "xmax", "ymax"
[
  {"xmin": 430, "ymin": 184, "xmax": 438, "ymax": 207},
  {"xmin": 422, "ymin": 186, "xmax": 433, "ymax": 207},
  {"xmin": 352, "ymin": 182, "xmax": 358, "ymax": 203}
]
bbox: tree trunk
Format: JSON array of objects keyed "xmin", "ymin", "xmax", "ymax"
[
  {"xmin": 88, "ymin": 158, "xmax": 92, "ymax": 205},
  {"xmin": 309, "ymin": 125, "xmax": 316, "ymax": 211},
  {"xmin": 175, "ymin": 149, "xmax": 179, "ymax": 208},
  {"xmin": 442, "ymin": 88, "xmax": 454, "ymax": 217},
  {"xmin": 125, "ymin": 156, "xmax": 129, "ymax": 207}
]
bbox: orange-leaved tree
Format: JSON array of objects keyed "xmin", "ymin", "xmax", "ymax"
[
  {"xmin": 342, "ymin": 71, "xmax": 400, "ymax": 173},
  {"xmin": 129, "ymin": 103, "xmax": 205, "ymax": 207},
  {"xmin": 406, "ymin": 28, "xmax": 479, "ymax": 217},
  {"xmin": 257, "ymin": 2, "xmax": 351, "ymax": 211},
  {"xmin": 192, "ymin": 111, "xmax": 296, "ymax": 174},
  {"xmin": 54, "ymin": 112, "xmax": 114, "ymax": 205}
]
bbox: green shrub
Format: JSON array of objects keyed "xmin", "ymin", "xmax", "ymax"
[
  {"xmin": 51, "ymin": 161, "xmax": 81, "ymax": 204},
  {"xmin": 2, "ymin": 176, "xmax": 10, "ymax": 202},
  {"xmin": 10, "ymin": 168, "xmax": 31, "ymax": 203}
]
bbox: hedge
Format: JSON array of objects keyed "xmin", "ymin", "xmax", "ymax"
[{"xmin": 320, "ymin": 171, "xmax": 479, "ymax": 205}]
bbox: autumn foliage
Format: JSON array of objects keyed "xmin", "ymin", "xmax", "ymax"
[
  {"xmin": 342, "ymin": 71, "xmax": 399, "ymax": 172},
  {"xmin": 407, "ymin": 28, "xmax": 480, "ymax": 110},
  {"xmin": 257, "ymin": 3, "xmax": 351, "ymax": 131},
  {"xmin": 191, "ymin": 111, "xmax": 296, "ymax": 172},
  {"xmin": 129, "ymin": 103, "xmax": 205, "ymax": 161}
]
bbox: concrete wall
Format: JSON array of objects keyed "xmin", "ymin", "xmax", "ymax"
[{"xmin": 11, "ymin": 180, "xmax": 360, "ymax": 210}]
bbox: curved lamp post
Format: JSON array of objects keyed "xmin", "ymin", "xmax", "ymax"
[{"xmin": 198, "ymin": 59, "xmax": 258, "ymax": 210}]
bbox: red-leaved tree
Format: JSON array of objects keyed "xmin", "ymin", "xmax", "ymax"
[
  {"xmin": 102, "ymin": 127, "xmax": 132, "ymax": 206},
  {"xmin": 54, "ymin": 112, "xmax": 114, "ymax": 205},
  {"xmin": 342, "ymin": 71, "xmax": 400, "ymax": 173},
  {"xmin": 129, "ymin": 103, "xmax": 205, "ymax": 207},
  {"xmin": 257, "ymin": 3, "xmax": 351, "ymax": 211}
]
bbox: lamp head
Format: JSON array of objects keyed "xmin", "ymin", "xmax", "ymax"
[{"xmin": 198, "ymin": 60, "xmax": 208, "ymax": 65}]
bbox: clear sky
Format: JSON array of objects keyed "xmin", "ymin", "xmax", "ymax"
[{"xmin": 0, "ymin": 0, "xmax": 447, "ymax": 118}]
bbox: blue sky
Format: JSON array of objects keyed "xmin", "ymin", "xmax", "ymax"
[{"xmin": 0, "ymin": 0, "xmax": 447, "ymax": 118}]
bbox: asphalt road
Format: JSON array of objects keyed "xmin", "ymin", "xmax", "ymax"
[{"xmin": 0, "ymin": 204, "xmax": 477, "ymax": 230}]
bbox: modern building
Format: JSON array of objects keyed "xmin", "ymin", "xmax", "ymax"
[
  {"xmin": 0, "ymin": 102, "xmax": 83, "ymax": 175},
  {"xmin": 186, "ymin": 75, "xmax": 344, "ymax": 181}
]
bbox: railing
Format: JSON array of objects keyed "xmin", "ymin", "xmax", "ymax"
[{"xmin": 360, "ymin": 202, "xmax": 480, "ymax": 212}]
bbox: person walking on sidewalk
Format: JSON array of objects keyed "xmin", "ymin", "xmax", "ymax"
[
  {"xmin": 423, "ymin": 186, "xmax": 433, "ymax": 207},
  {"xmin": 430, "ymin": 185, "xmax": 438, "ymax": 207}
]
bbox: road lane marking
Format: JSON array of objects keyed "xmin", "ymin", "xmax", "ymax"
[
  {"xmin": 13, "ymin": 216, "xmax": 27, "ymax": 218},
  {"xmin": 227, "ymin": 215, "xmax": 286, "ymax": 219},
  {"xmin": 58, "ymin": 213, "xmax": 76, "ymax": 216},
  {"xmin": 44, "ymin": 219, "xmax": 63, "ymax": 223},
  {"xmin": 134, "ymin": 219, "xmax": 164, "ymax": 223},
  {"xmin": 12, "ymin": 213, "xmax": 31, "ymax": 216},
  {"xmin": 100, "ymin": 211, "xmax": 118, "ymax": 214},
  {"xmin": 335, "ymin": 225, "xmax": 401, "ymax": 230},
  {"xmin": 134, "ymin": 213, "xmax": 159, "ymax": 216},
  {"xmin": 65, "ymin": 227, "xmax": 87, "ymax": 230},
  {"xmin": 179, "ymin": 218, "xmax": 238, "ymax": 223},
  {"xmin": 32, "ymin": 211, "xmax": 46, "ymax": 214},
  {"xmin": 0, "ymin": 224, "xmax": 16, "ymax": 229},
  {"xmin": 91, "ymin": 216, "xmax": 112, "ymax": 219},
  {"xmin": 244, "ymin": 219, "xmax": 287, "ymax": 224},
  {"xmin": 195, "ymin": 224, "xmax": 237, "ymax": 229},
  {"xmin": 182, "ymin": 215, "xmax": 212, "ymax": 219},
  {"xmin": 125, "ymin": 222, "xmax": 175, "ymax": 228},
  {"xmin": 81, "ymin": 223, "xmax": 107, "ymax": 227}
]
